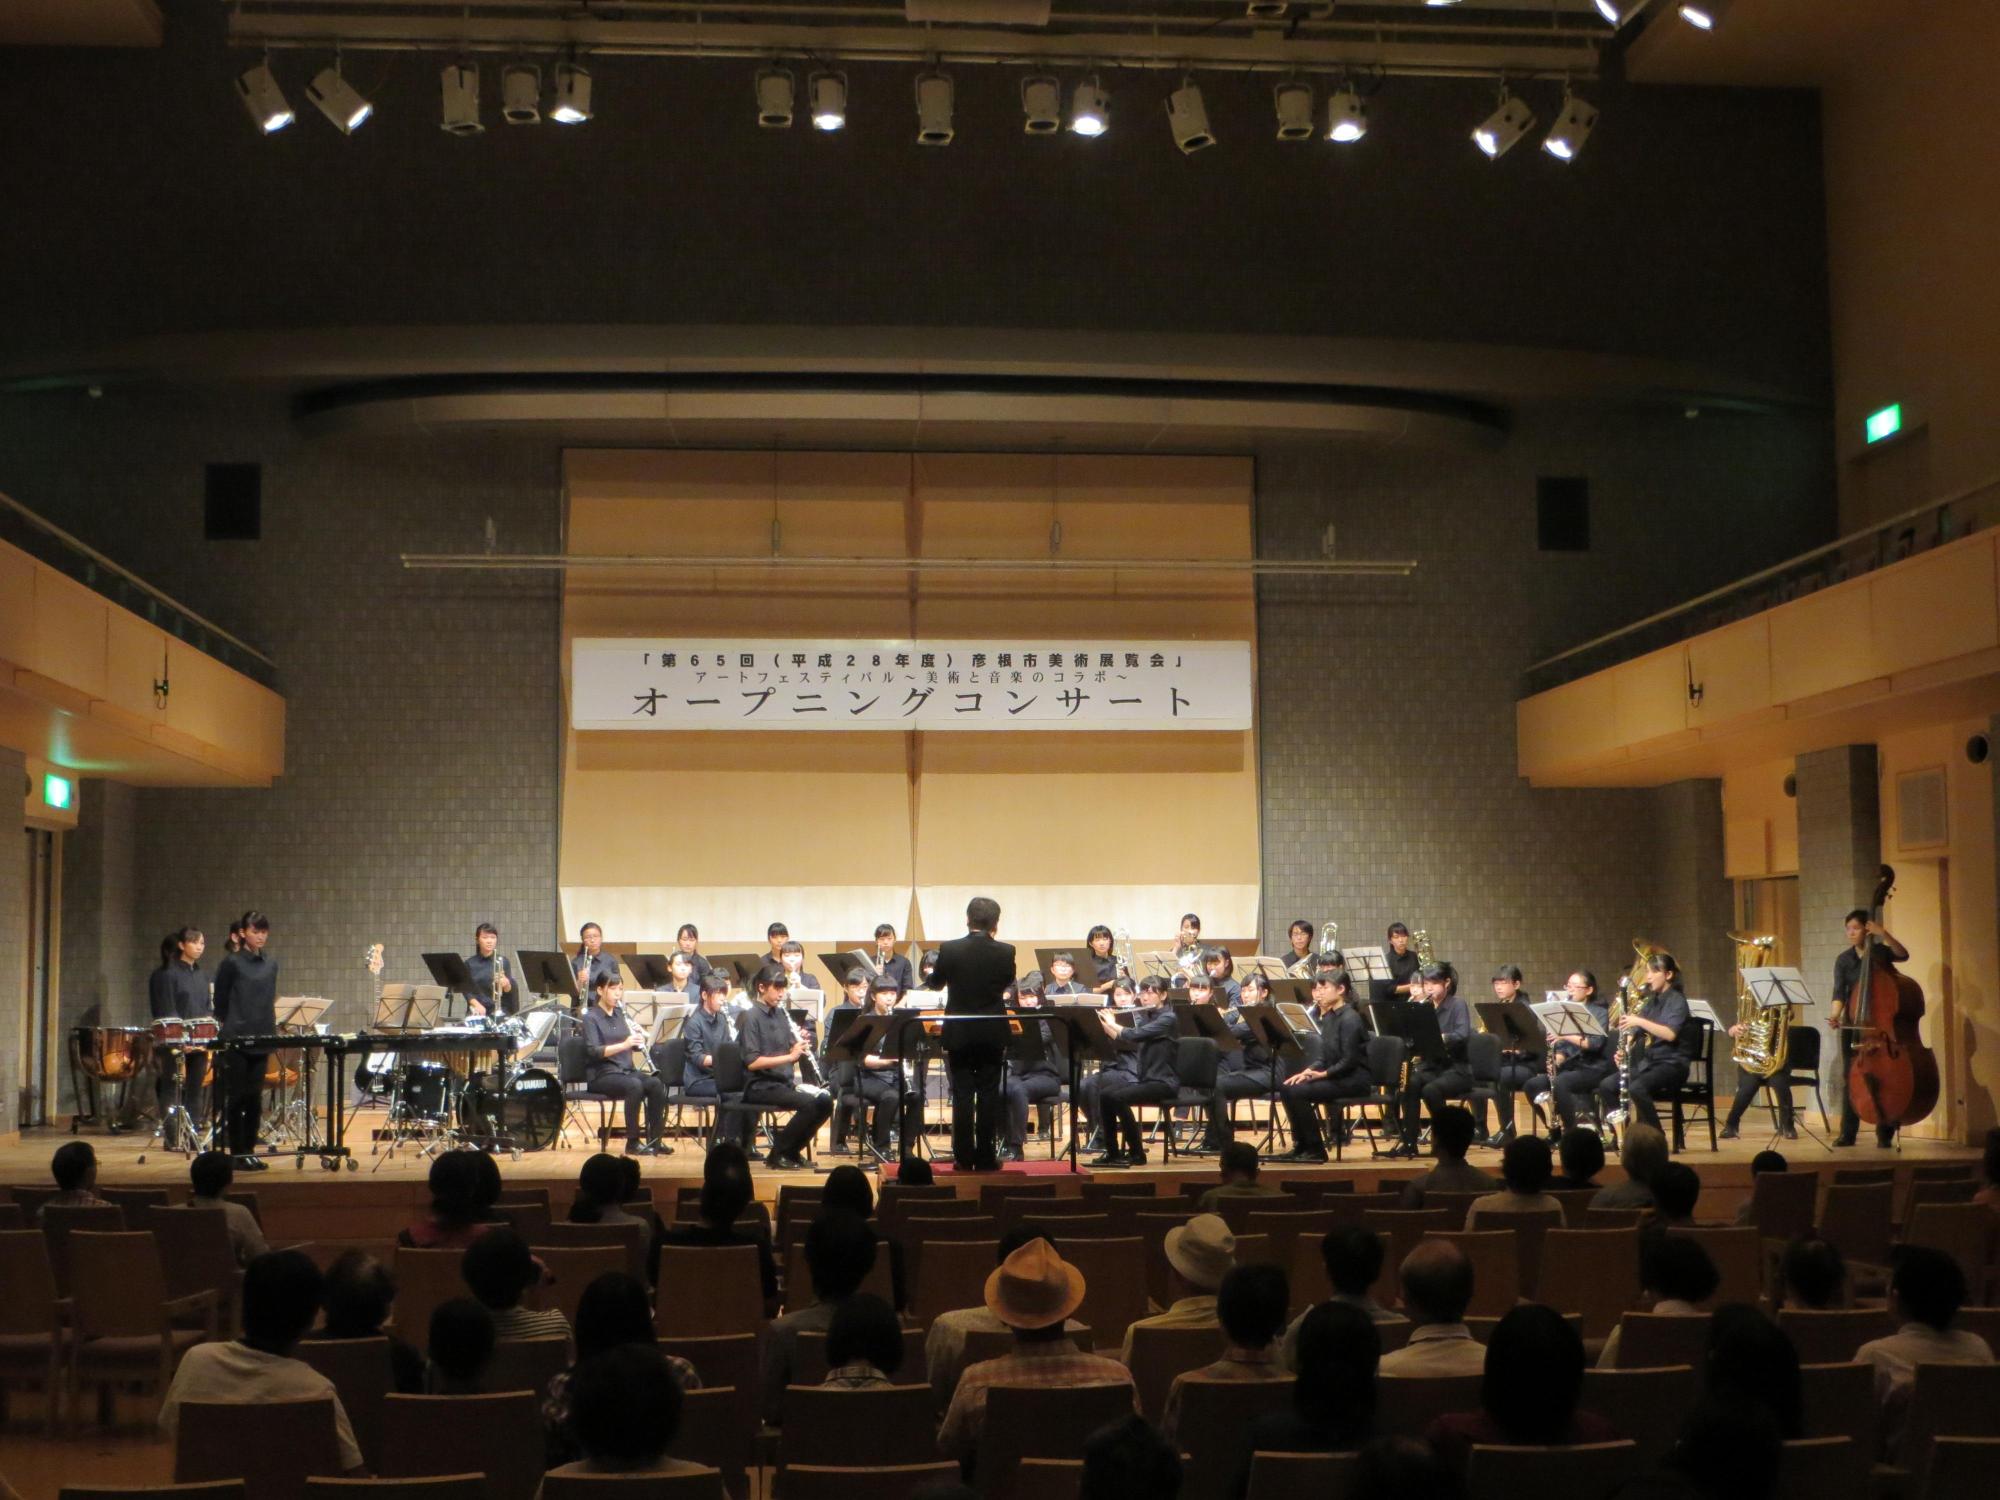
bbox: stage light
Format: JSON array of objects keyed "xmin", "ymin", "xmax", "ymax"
[
  {"xmin": 1542, "ymin": 89, "xmax": 1598, "ymax": 160},
  {"xmin": 1425, "ymin": 0, "xmax": 1462, "ymax": 6},
  {"xmin": 1593, "ymin": 0, "xmax": 1646, "ymax": 25},
  {"xmin": 440, "ymin": 61, "xmax": 483, "ymax": 135},
  {"xmin": 1166, "ymin": 79, "xmax": 1215, "ymax": 154},
  {"xmin": 551, "ymin": 62, "xmax": 592, "ymax": 123},
  {"xmin": 502, "ymin": 64, "xmax": 541, "ymax": 124},
  {"xmin": 810, "ymin": 70, "xmax": 848, "ymax": 131},
  {"xmin": 1473, "ymin": 88, "xmax": 1534, "ymax": 158},
  {"xmin": 1324, "ymin": 83, "xmax": 1367, "ymax": 143},
  {"xmin": 1273, "ymin": 80, "xmax": 1314, "ymax": 141},
  {"xmin": 234, "ymin": 61, "xmax": 294, "ymax": 134},
  {"xmin": 306, "ymin": 62, "xmax": 372, "ymax": 134},
  {"xmin": 1021, "ymin": 74, "xmax": 1061, "ymax": 134},
  {"xmin": 756, "ymin": 66, "xmax": 795, "ymax": 127},
  {"xmin": 1070, "ymin": 78, "xmax": 1110, "ymax": 136},
  {"xmin": 1678, "ymin": 0, "xmax": 1731, "ymax": 29},
  {"xmin": 915, "ymin": 69, "xmax": 954, "ymax": 144}
]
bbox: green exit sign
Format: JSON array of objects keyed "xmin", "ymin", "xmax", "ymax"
[
  {"xmin": 1865, "ymin": 403, "xmax": 1904, "ymax": 444},
  {"xmin": 43, "ymin": 773, "xmax": 73, "ymax": 810}
]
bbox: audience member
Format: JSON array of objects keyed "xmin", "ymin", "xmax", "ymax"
[
  {"xmin": 569, "ymin": 1152, "xmax": 664, "ymax": 1283},
  {"xmin": 426, "ymin": 1298, "xmax": 497, "ymax": 1394},
  {"xmin": 1647, "ymin": 1400, "xmax": 1783, "ymax": 1500},
  {"xmin": 897, "ymin": 1157, "xmax": 937, "ymax": 1187},
  {"xmin": 1589, "ymin": 1123, "xmax": 1669, "ymax": 1210},
  {"xmin": 302, "ymin": 1250, "xmax": 425, "ymax": 1392},
  {"xmin": 1465, "ymin": 1136, "xmax": 1563, "ymax": 1228},
  {"xmin": 1237, "ymin": 1301, "xmax": 1379, "ymax": 1491},
  {"xmin": 159, "ymin": 1249, "xmax": 364, "ymax": 1472},
  {"xmin": 463, "ymin": 1226, "xmax": 570, "ymax": 1343},
  {"xmin": 1732, "ymin": 1151, "xmax": 1790, "ymax": 1226},
  {"xmin": 38, "ymin": 1141, "xmax": 106, "ymax": 1222},
  {"xmin": 1855, "ymin": 1244, "xmax": 1994, "ymax": 1456},
  {"xmin": 1548, "ymin": 1128, "xmax": 1606, "ymax": 1190},
  {"xmin": 937, "ymin": 1239, "xmax": 1135, "ymax": 1463},
  {"xmin": 660, "ymin": 1144, "xmax": 779, "ymax": 1315},
  {"xmin": 1080, "ymin": 1415, "xmax": 1181, "ymax": 1500},
  {"xmin": 1379, "ymin": 1241, "xmax": 1482, "ymax": 1375},
  {"xmin": 1649, "ymin": 1163, "xmax": 1702, "ymax": 1230},
  {"xmin": 1597, "ymin": 1236, "xmax": 1720, "ymax": 1368},
  {"xmin": 1348, "ymin": 1437, "xmax": 1463, "ymax": 1500},
  {"xmin": 926, "ymin": 1227, "xmax": 1088, "ymax": 1410},
  {"xmin": 1778, "ymin": 1236, "xmax": 1846, "ymax": 1310},
  {"xmin": 1426, "ymin": 1303, "xmax": 1614, "ymax": 1471},
  {"xmin": 399, "ymin": 1150, "xmax": 497, "ymax": 1249},
  {"xmin": 763, "ymin": 1210, "xmax": 878, "ymax": 1417},
  {"xmin": 822, "ymin": 1163, "xmax": 907, "ymax": 1309},
  {"xmin": 1704, "ymin": 1303, "xmax": 1800, "ymax": 1439},
  {"xmin": 469, "ymin": 1151, "xmax": 504, "ymax": 1221},
  {"xmin": 543, "ymin": 1271, "xmax": 699, "ymax": 1467},
  {"xmin": 544, "ymin": 1344, "xmax": 710, "ymax": 1481},
  {"xmin": 1197, "ymin": 1144, "xmax": 1289, "ymax": 1213},
  {"xmin": 823, "ymin": 1293, "xmax": 906, "ymax": 1388},
  {"xmin": 1161, "ymin": 1263, "xmax": 1290, "ymax": 1444},
  {"xmin": 1397, "ymin": 1108, "xmax": 1497, "ymax": 1207},
  {"xmin": 1120, "ymin": 1214, "xmax": 1234, "ymax": 1362},
  {"xmin": 178, "ymin": 1151, "xmax": 268, "ymax": 1264},
  {"xmin": 1281, "ymin": 1227, "xmax": 1405, "ymax": 1369}
]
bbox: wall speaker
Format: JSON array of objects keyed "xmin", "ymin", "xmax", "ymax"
[
  {"xmin": 1782, "ymin": 773, "xmax": 1797, "ymax": 798},
  {"xmin": 1968, "ymin": 734, "xmax": 1990, "ymax": 765},
  {"xmin": 204, "ymin": 462, "xmax": 262, "ymax": 540}
]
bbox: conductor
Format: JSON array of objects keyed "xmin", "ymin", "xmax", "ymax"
[{"xmin": 931, "ymin": 895, "xmax": 1016, "ymax": 1172}]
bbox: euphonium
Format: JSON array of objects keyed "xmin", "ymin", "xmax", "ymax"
[
  {"xmin": 1412, "ymin": 929, "xmax": 1435, "ymax": 972},
  {"xmin": 1318, "ymin": 920, "xmax": 1340, "ymax": 960},
  {"xmin": 1727, "ymin": 929, "xmax": 1787, "ymax": 1077}
]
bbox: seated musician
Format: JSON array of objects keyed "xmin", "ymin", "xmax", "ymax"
[
  {"xmin": 571, "ymin": 922, "xmax": 619, "ymax": 999},
  {"xmin": 1208, "ymin": 969, "xmax": 1277, "ymax": 1149},
  {"xmin": 847, "ymin": 974, "xmax": 906, "ymax": 1160},
  {"xmin": 1202, "ymin": 946, "xmax": 1242, "ymax": 1005},
  {"xmin": 1174, "ymin": 912, "xmax": 1205, "ymax": 971},
  {"xmin": 1527, "ymin": 970, "xmax": 1613, "ymax": 1137},
  {"xmin": 1003, "ymin": 974, "xmax": 1064, "ymax": 1163},
  {"xmin": 674, "ymin": 923, "xmax": 713, "ymax": 982},
  {"xmin": 1085, "ymin": 925, "xmax": 1122, "ymax": 995},
  {"xmin": 824, "ymin": 967, "xmax": 872, "ymax": 1153},
  {"xmin": 872, "ymin": 924, "xmax": 915, "ymax": 991},
  {"xmin": 1391, "ymin": 961, "xmax": 1473, "ymax": 1160},
  {"xmin": 1595, "ymin": 951, "xmax": 1697, "ymax": 1135},
  {"xmin": 1285, "ymin": 920, "xmax": 1317, "ymax": 977},
  {"xmin": 1089, "ymin": 975, "xmax": 1180, "ymax": 1168},
  {"xmin": 739, "ymin": 965, "xmax": 834, "ymax": 1170},
  {"xmin": 777, "ymin": 939, "xmax": 823, "ymax": 997},
  {"xmin": 465, "ymin": 922, "xmax": 513, "ymax": 1018},
  {"xmin": 1276, "ymin": 968, "xmax": 1372, "ymax": 1163},
  {"xmin": 917, "ymin": 948, "xmax": 941, "ymax": 990},
  {"xmin": 681, "ymin": 971, "xmax": 741, "ymax": 1143},
  {"xmin": 581, "ymin": 970, "xmax": 668, "ymax": 1156},
  {"xmin": 1045, "ymin": 951, "xmax": 1088, "ymax": 997},
  {"xmin": 1486, "ymin": 965, "xmax": 1534, "ymax": 1146},
  {"xmin": 662, "ymin": 949, "xmax": 701, "ymax": 1004}
]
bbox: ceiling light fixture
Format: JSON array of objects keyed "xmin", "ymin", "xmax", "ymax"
[
  {"xmin": 306, "ymin": 58, "xmax": 372, "ymax": 134},
  {"xmin": 1021, "ymin": 73, "xmax": 1061, "ymax": 134},
  {"xmin": 1542, "ymin": 88, "xmax": 1598, "ymax": 160},
  {"xmin": 1166, "ymin": 78, "xmax": 1215, "ymax": 154},
  {"xmin": 915, "ymin": 69, "xmax": 955, "ymax": 144},
  {"xmin": 501, "ymin": 63, "xmax": 541, "ymax": 124},
  {"xmin": 1678, "ymin": 0, "xmax": 1731, "ymax": 29},
  {"xmin": 1593, "ymin": 0, "xmax": 1647, "ymax": 25},
  {"xmin": 1069, "ymin": 77, "xmax": 1110, "ymax": 136},
  {"xmin": 1324, "ymin": 82, "xmax": 1367, "ymax": 143},
  {"xmin": 1273, "ymin": 79, "xmax": 1315, "ymax": 140},
  {"xmin": 756, "ymin": 66, "xmax": 795, "ymax": 127},
  {"xmin": 234, "ymin": 60, "xmax": 294, "ymax": 134},
  {"xmin": 440, "ymin": 61, "xmax": 483, "ymax": 135},
  {"xmin": 1473, "ymin": 87, "xmax": 1535, "ymax": 158},
  {"xmin": 551, "ymin": 61, "xmax": 592, "ymax": 123},
  {"xmin": 809, "ymin": 70, "xmax": 848, "ymax": 130}
]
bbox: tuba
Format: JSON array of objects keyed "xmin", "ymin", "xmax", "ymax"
[
  {"xmin": 1411, "ymin": 929, "xmax": 1435, "ymax": 972},
  {"xmin": 1727, "ymin": 929, "xmax": 1787, "ymax": 1077}
]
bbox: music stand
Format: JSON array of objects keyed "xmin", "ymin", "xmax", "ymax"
[
  {"xmin": 1345, "ymin": 945, "xmax": 1393, "ymax": 987},
  {"xmin": 1168, "ymin": 1000, "xmax": 1244, "ymax": 1055},
  {"xmin": 1476, "ymin": 1000, "xmax": 1547, "ymax": 1061},
  {"xmin": 1686, "ymin": 997, "xmax": 1723, "ymax": 1028},
  {"xmin": 374, "ymin": 985, "xmax": 441, "ymax": 1033},
  {"xmin": 1050, "ymin": 1004, "xmax": 1123, "ymax": 1172},
  {"xmin": 421, "ymin": 952, "xmax": 475, "ymax": 996},
  {"xmin": 518, "ymin": 950, "xmax": 583, "ymax": 1011},
  {"xmin": 1137, "ymin": 949, "xmax": 1179, "ymax": 979},
  {"xmin": 825, "ymin": 1009, "xmax": 903, "ymax": 1166},
  {"xmin": 707, "ymin": 953, "xmax": 765, "ymax": 989},
  {"xmin": 626, "ymin": 954, "xmax": 674, "ymax": 991},
  {"xmin": 623, "ymin": 992, "xmax": 665, "ymax": 1043},
  {"xmin": 820, "ymin": 950, "xmax": 879, "ymax": 989},
  {"xmin": 1240, "ymin": 1002, "xmax": 1310, "ymax": 1154}
]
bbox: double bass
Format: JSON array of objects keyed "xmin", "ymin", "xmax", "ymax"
[{"xmin": 1846, "ymin": 864, "xmax": 1939, "ymax": 1132}]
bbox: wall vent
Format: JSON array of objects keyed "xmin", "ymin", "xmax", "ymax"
[{"xmin": 1896, "ymin": 766, "xmax": 1948, "ymax": 850}]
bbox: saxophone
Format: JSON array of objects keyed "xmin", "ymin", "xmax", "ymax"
[{"xmin": 1727, "ymin": 929, "xmax": 1787, "ymax": 1077}]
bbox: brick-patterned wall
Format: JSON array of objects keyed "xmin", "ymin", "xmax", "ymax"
[
  {"xmin": 55, "ymin": 780, "xmax": 142, "ymax": 1108},
  {"xmin": 1797, "ymin": 744, "xmax": 1881, "ymax": 1114},
  {"xmin": 1649, "ymin": 778, "xmax": 1739, "ymax": 1090},
  {"xmin": 0, "ymin": 748, "xmax": 27, "ymax": 1135}
]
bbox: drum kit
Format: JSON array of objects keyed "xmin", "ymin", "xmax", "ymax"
[{"xmin": 370, "ymin": 1003, "xmax": 567, "ymax": 1161}]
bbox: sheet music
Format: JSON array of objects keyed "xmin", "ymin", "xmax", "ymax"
[{"xmin": 1742, "ymin": 966, "xmax": 1815, "ymax": 1012}]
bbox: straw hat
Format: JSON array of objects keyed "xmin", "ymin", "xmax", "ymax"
[
  {"xmin": 1164, "ymin": 1213, "xmax": 1237, "ymax": 1291},
  {"xmin": 984, "ymin": 1237, "xmax": 1087, "ymax": 1329}
]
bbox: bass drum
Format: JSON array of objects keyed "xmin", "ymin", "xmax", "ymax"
[{"xmin": 463, "ymin": 1067, "xmax": 562, "ymax": 1152}]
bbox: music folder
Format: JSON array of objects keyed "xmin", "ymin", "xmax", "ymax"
[
  {"xmin": 1475, "ymin": 999, "xmax": 1547, "ymax": 1059},
  {"xmin": 1264, "ymin": 977, "xmax": 1313, "ymax": 1008},
  {"xmin": 421, "ymin": 951, "xmax": 475, "ymax": 994}
]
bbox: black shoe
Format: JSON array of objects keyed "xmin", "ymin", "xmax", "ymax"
[
  {"xmin": 1718, "ymin": 1125, "xmax": 1740, "ymax": 1141},
  {"xmin": 1088, "ymin": 1151, "xmax": 1130, "ymax": 1168},
  {"xmin": 1124, "ymin": 1149, "xmax": 1149, "ymax": 1167},
  {"xmin": 1274, "ymin": 1148, "xmax": 1328, "ymax": 1164},
  {"xmin": 999, "ymin": 1145, "xmax": 1024, "ymax": 1162},
  {"xmin": 1781, "ymin": 1126, "xmax": 1799, "ymax": 1140},
  {"xmin": 1831, "ymin": 1136, "xmax": 1857, "ymax": 1148},
  {"xmin": 1384, "ymin": 1142, "xmax": 1418, "ymax": 1160},
  {"xmin": 237, "ymin": 1155, "xmax": 269, "ymax": 1172},
  {"xmin": 770, "ymin": 1154, "xmax": 810, "ymax": 1171},
  {"xmin": 1490, "ymin": 1125, "xmax": 1517, "ymax": 1148}
]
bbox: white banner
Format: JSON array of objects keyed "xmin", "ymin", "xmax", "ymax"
[{"xmin": 571, "ymin": 638, "xmax": 1253, "ymax": 732}]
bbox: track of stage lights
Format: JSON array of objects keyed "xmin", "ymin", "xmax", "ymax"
[{"xmin": 236, "ymin": 59, "xmax": 1621, "ymax": 163}]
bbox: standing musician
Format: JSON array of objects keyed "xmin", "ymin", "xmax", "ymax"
[
  {"xmin": 1390, "ymin": 961, "xmax": 1473, "ymax": 1159},
  {"xmin": 465, "ymin": 923, "xmax": 514, "ymax": 1018},
  {"xmin": 223, "ymin": 920, "xmax": 244, "ymax": 956},
  {"xmin": 675, "ymin": 923, "xmax": 714, "ymax": 982},
  {"xmin": 1486, "ymin": 964, "xmax": 1534, "ymax": 1146},
  {"xmin": 149, "ymin": 926, "xmax": 211, "ymax": 1149},
  {"xmin": 764, "ymin": 922, "xmax": 792, "ymax": 968},
  {"xmin": 1002, "ymin": 976, "xmax": 1064, "ymax": 1163},
  {"xmin": 1285, "ymin": 920, "xmax": 1317, "ymax": 976},
  {"xmin": 739, "ymin": 964, "xmax": 835, "ymax": 1170},
  {"xmin": 572, "ymin": 922, "xmax": 619, "ymax": 999},
  {"xmin": 1203, "ymin": 969, "xmax": 1272, "ymax": 1149},
  {"xmin": 931, "ymin": 896, "xmax": 1016, "ymax": 1172},
  {"xmin": 1085, "ymin": 926, "xmax": 1122, "ymax": 995},
  {"xmin": 872, "ymin": 924, "xmax": 916, "ymax": 991},
  {"xmin": 1045, "ymin": 952, "xmax": 1088, "ymax": 998},
  {"xmin": 681, "ymin": 971, "xmax": 740, "ymax": 1143},
  {"xmin": 1173, "ymin": 913, "xmax": 1205, "ymax": 971},
  {"xmin": 1089, "ymin": 974, "xmax": 1180, "ymax": 1168},
  {"xmin": 849, "ymin": 973, "xmax": 908, "ymax": 1159},
  {"xmin": 1831, "ymin": 908, "xmax": 1910, "ymax": 1149},
  {"xmin": 1275, "ymin": 968, "xmax": 1372, "ymax": 1163},
  {"xmin": 212, "ymin": 911, "xmax": 278, "ymax": 1172},
  {"xmin": 1372, "ymin": 923, "xmax": 1422, "ymax": 1004},
  {"xmin": 1201, "ymin": 947, "xmax": 1242, "ymax": 1005},
  {"xmin": 1524, "ymin": 969, "xmax": 1614, "ymax": 1137},
  {"xmin": 1597, "ymin": 951, "xmax": 1697, "ymax": 1135},
  {"xmin": 581, "ymin": 970, "xmax": 669, "ymax": 1156}
]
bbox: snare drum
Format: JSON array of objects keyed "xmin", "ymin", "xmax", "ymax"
[
  {"xmin": 392, "ymin": 1061, "xmax": 453, "ymax": 1123},
  {"xmin": 188, "ymin": 1016, "xmax": 220, "ymax": 1045},
  {"xmin": 151, "ymin": 1016, "xmax": 189, "ymax": 1045}
]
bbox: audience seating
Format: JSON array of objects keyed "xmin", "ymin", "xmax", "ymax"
[
  {"xmin": 1582, "ymin": 1207, "xmax": 1646, "ymax": 1229},
  {"xmin": 530, "ymin": 1246, "xmax": 628, "ymax": 1327},
  {"xmin": 306, "ymin": 1479, "xmax": 485, "ymax": 1500},
  {"xmin": 1900, "ymin": 1363, "xmax": 2000, "ymax": 1480},
  {"xmin": 1534, "ymin": 1228, "xmax": 1640, "ymax": 1341},
  {"xmin": 999, "ymin": 1197, "xmax": 1102, "ymax": 1232},
  {"xmin": 492, "ymin": 1201, "xmax": 552, "ymax": 1243},
  {"xmin": 485, "ymin": 1336, "xmax": 570, "ymax": 1398},
  {"xmin": 978, "ymin": 1182, "xmax": 1058, "ymax": 1215},
  {"xmin": 775, "ymin": 1465, "xmax": 959, "ymax": 1500},
  {"xmin": 655, "ymin": 1247, "xmax": 764, "ymax": 1337},
  {"xmin": 1798, "ymin": 1363, "xmax": 1876, "ymax": 1443},
  {"xmin": 1923, "ymin": 1436, "xmax": 2000, "ymax": 1500},
  {"xmin": 773, "ymin": 1185, "xmax": 825, "ymax": 1248},
  {"xmin": 1078, "ymin": 1180, "xmax": 1158, "ymax": 1207},
  {"xmin": 1546, "ymin": 1188, "xmax": 1600, "ymax": 1227},
  {"xmin": 1175, "ymin": 1377, "xmax": 1293, "ymax": 1500},
  {"xmin": 0, "ymin": 1203, "xmax": 23, "ymax": 1230},
  {"xmin": 1059, "ymin": 1238, "xmax": 1150, "ymax": 1353},
  {"xmin": 666, "ymin": 1386, "xmax": 751, "ymax": 1498},
  {"xmin": 378, "ymin": 1392, "xmax": 542, "ymax": 1500},
  {"xmin": 1831, "ymin": 1167, "xmax": 1896, "ymax": 1187},
  {"xmin": 1775, "ymin": 1307, "xmax": 1894, "ymax": 1365},
  {"xmin": 1021, "ymin": 1213, "xmax": 1118, "ymax": 1242},
  {"xmin": 541, "ymin": 1474, "xmax": 722, "ymax": 1500},
  {"xmin": 1903, "ymin": 1204, "xmax": 1994, "ymax": 1293},
  {"xmin": 146, "ymin": 1208, "xmax": 247, "ymax": 1324},
  {"xmin": 1245, "ymin": 1450, "xmax": 1356, "ymax": 1500},
  {"xmin": 1466, "ymin": 1311, "xmax": 1582, "ymax": 1343},
  {"xmin": 1612, "ymin": 1312, "xmax": 1712, "ymax": 1370},
  {"xmin": 1776, "ymin": 1436, "xmax": 1864, "ymax": 1500},
  {"xmin": 41, "ymin": 1204, "xmax": 128, "ymax": 1296},
  {"xmin": 1127, "ymin": 1323, "xmax": 1226, "ymax": 1421},
  {"xmin": 958, "ymin": 1324, "xmax": 1094, "ymax": 1368},
  {"xmin": 1668, "ymin": 1226, "xmax": 1762, "ymax": 1307},
  {"xmin": 295, "ymin": 1338, "xmax": 398, "ymax": 1471},
  {"xmin": 973, "ymin": 1383, "xmax": 1137, "ymax": 1500},
  {"xmin": 0, "ymin": 1230, "xmax": 66, "ymax": 1433},
  {"xmin": 535, "ymin": 1221, "xmax": 650, "ymax": 1284},
  {"xmin": 173, "ymin": 1397, "xmax": 342, "ymax": 1500},
  {"xmin": 908, "ymin": 1238, "xmax": 1000, "ymax": 1328},
  {"xmin": 1464, "ymin": 1440, "xmax": 1640, "ymax": 1494},
  {"xmin": 775, "ymin": 1385, "xmax": 939, "ymax": 1468},
  {"xmin": 1376, "ymin": 1373, "xmax": 1482, "ymax": 1439},
  {"xmin": 7, "ymin": 1185, "xmax": 58, "ymax": 1218},
  {"xmin": 791, "ymin": 1327, "xmax": 927, "ymax": 1386},
  {"xmin": 1421, "ymin": 1232, "xmax": 1519, "ymax": 1319},
  {"xmin": 1954, "ymin": 1307, "xmax": 2000, "ymax": 1348},
  {"xmin": 387, "ymin": 1249, "xmax": 467, "ymax": 1343},
  {"xmin": 1819, "ymin": 1183, "xmax": 1896, "ymax": 1271},
  {"xmin": 70, "ymin": 1230, "xmax": 214, "ymax": 1424},
  {"xmin": 1284, "ymin": 1233, "xmax": 1333, "ymax": 1316},
  {"xmin": 1581, "ymin": 1365, "xmax": 1697, "ymax": 1466},
  {"xmin": 100, "ymin": 1187, "xmax": 173, "ymax": 1217},
  {"xmin": 1242, "ymin": 1210, "xmax": 1334, "ymax": 1274},
  {"xmin": 1419, "ymin": 1192, "xmax": 1483, "ymax": 1231},
  {"xmin": 1012, "ymin": 1458, "xmax": 1084, "ymax": 1500},
  {"xmin": 1133, "ymin": 1214, "xmax": 1194, "ymax": 1310},
  {"xmin": 64, "ymin": 1486, "xmax": 244, "ymax": 1500},
  {"xmin": 655, "ymin": 1336, "xmax": 757, "ymax": 1465}
]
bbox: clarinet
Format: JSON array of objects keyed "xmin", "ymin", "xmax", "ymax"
[{"xmin": 783, "ymin": 988, "xmax": 829, "ymax": 1095}]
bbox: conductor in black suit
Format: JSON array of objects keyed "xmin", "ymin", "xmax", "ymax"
[{"xmin": 931, "ymin": 895, "xmax": 1016, "ymax": 1171}]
